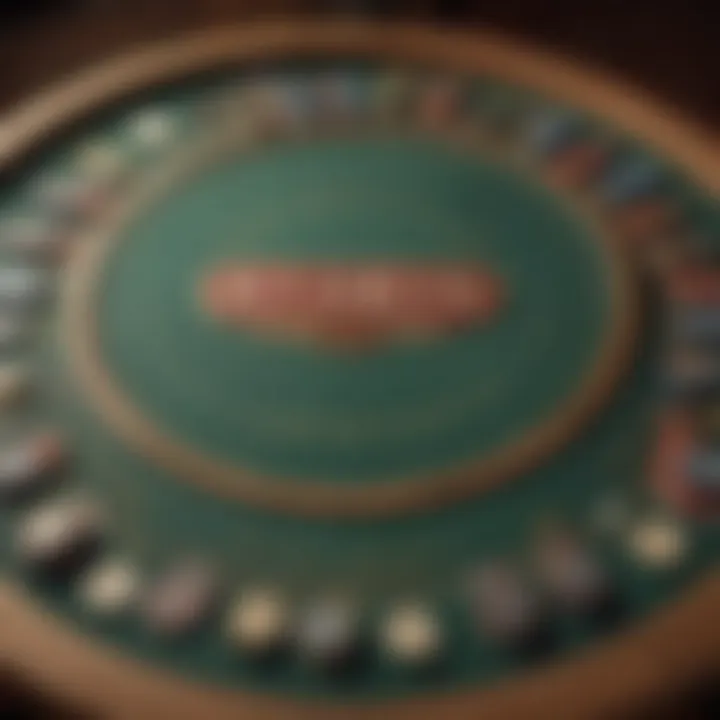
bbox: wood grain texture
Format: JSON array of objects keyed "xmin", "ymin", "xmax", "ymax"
[{"xmin": 1, "ymin": 574, "xmax": 718, "ymax": 720}]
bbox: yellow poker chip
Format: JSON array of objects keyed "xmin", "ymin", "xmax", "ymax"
[
  {"xmin": 381, "ymin": 602, "xmax": 443, "ymax": 667},
  {"xmin": 226, "ymin": 587, "xmax": 290, "ymax": 655},
  {"xmin": 77, "ymin": 557, "xmax": 141, "ymax": 616},
  {"xmin": 628, "ymin": 514, "xmax": 689, "ymax": 570}
]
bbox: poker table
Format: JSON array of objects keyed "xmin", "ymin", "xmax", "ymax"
[{"xmin": 0, "ymin": 21, "xmax": 718, "ymax": 719}]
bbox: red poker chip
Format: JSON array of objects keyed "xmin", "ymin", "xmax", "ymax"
[
  {"xmin": 544, "ymin": 143, "xmax": 607, "ymax": 190},
  {"xmin": 416, "ymin": 80, "xmax": 463, "ymax": 131},
  {"xmin": 610, "ymin": 198, "xmax": 679, "ymax": 244},
  {"xmin": 648, "ymin": 413, "xmax": 720, "ymax": 520},
  {"xmin": 665, "ymin": 267, "xmax": 720, "ymax": 305}
]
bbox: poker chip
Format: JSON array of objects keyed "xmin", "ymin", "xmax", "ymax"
[
  {"xmin": 687, "ymin": 449, "xmax": 720, "ymax": 492},
  {"xmin": 0, "ymin": 432, "xmax": 65, "ymax": 501},
  {"xmin": 543, "ymin": 141, "xmax": 608, "ymax": 190},
  {"xmin": 380, "ymin": 602, "xmax": 444, "ymax": 667},
  {"xmin": 416, "ymin": 76, "xmax": 464, "ymax": 130},
  {"xmin": 643, "ymin": 235, "xmax": 686, "ymax": 277},
  {"xmin": 141, "ymin": 559, "xmax": 219, "ymax": 636},
  {"xmin": 296, "ymin": 597, "xmax": 360, "ymax": 670},
  {"xmin": 244, "ymin": 79, "xmax": 298, "ymax": 137},
  {"xmin": 600, "ymin": 158, "xmax": 664, "ymax": 206},
  {"xmin": 467, "ymin": 563, "xmax": 543, "ymax": 647},
  {"xmin": 77, "ymin": 557, "xmax": 140, "ymax": 616},
  {"xmin": 15, "ymin": 494, "xmax": 104, "ymax": 574},
  {"xmin": 472, "ymin": 92, "xmax": 523, "ymax": 144},
  {"xmin": 226, "ymin": 587, "xmax": 290, "ymax": 656},
  {"xmin": 34, "ymin": 174, "xmax": 76, "ymax": 210},
  {"xmin": 534, "ymin": 530, "xmax": 611, "ymax": 614},
  {"xmin": 611, "ymin": 198, "xmax": 679, "ymax": 243},
  {"xmin": 664, "ymin": 350, "xmax": 720, "ymax": 399},
  {"xmin": 34, "ymin": 174, "xmax": 103, "ymax": 221},
  {"xmin": 128, "ymin": 109, "xmax": 179, "ymax": 149},
  {"xmin": 0, "ymin": 36, "xmax": 718, "ymax": 707},
  {"xmin": 696, "ymin": 403, "xmax": 720, "ymax": 442},
  {"xmin": 0, "ymin": 267, "xmax": 51, "ymax": 307},
  {"xmin": 524, "ymin": 111, "xmax": 582, "ymax": 159},
  {"xmin": 675, "ymin": 306, "xmax": 720, "ymax": 347},
  {"xmin": 280, "ymin": 77, "xmax": 317, "ymax": 130},
  {"xmin": 76, "ymin": 142, "xmax": 128, "ymax": 188},
  {"xmin": 0, "ymin": 364, "xmax": 29, "ymax": 409},
  {"xmin": 0, "ymin": 217, "xmax": 63, "ymax": 259},
  {"xmin": 628, "ymin": 514, "xmax": 689, "ymax": 569}
]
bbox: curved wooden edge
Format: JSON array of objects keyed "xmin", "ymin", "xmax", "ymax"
[
  {"xmin": 0, "ymin": 18, "xmax": 718, "ymax": 720},
  {"xmin": 1, "ymin": 573, "xmax": 719, "ymax": 720},
  {"xmin": 0, "ymin": 21, "xmax": 718, "ymax": 189},
  {"xmin": 59, "ymin": 125, "xmax": 640, "ymax": 519}
]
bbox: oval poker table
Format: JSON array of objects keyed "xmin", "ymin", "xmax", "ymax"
[{"xmin": 0, "ymin": 21, "xmax": 718, "ymax": 719}]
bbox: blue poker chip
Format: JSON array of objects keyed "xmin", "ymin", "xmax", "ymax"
[
  {"xmin": 687, "ymin": 450, "xmax": 720, "ymax": 491},
  {"xmin": 525, "ymin": 112, "xmax": 582, "ymax": 158},
  {"xmin": 600, "ymin": 158, "xmax": 665, "ymax": 206}
]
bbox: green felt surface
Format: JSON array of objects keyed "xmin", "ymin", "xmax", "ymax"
[
  {"xmin": 99, "ymin": 138, "xmax": 609, "ymax": 482},
  {"xmin": 0, "ymin": 67, "xmax": 718, "ymax": 699}
]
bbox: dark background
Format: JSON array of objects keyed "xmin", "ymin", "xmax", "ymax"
[
  {"xmin": 0, "ymin": 1, "xmax": 717, "ymax": 717},
  {"xmin": 0, "ymin": 0, "xmax": 718, "ymax": 130}
]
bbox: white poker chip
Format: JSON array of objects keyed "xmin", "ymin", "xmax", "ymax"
[
  {"xmin": 0, "ymin": 432, "xmax": 64, "ymax": 498},
  {"xmin": 0, "ymin": 267, "xmax": 51, "ymax": 306},
  {"xmin": 226, "ymin": 588, "xmax": 290, "ymax": 654},
  {"xmin": 128, "ymin": 110, "xmax": 178, "ymax": 149},
  {"xmin": 296, "ymin": 597, "xmax": 360, "ymax": 667},
  {"xmin": 77, "ymin": 143, "xmax": 128, "ymax": 186},
  {"xmin": 142, "ymin": 559, "xmax": 218, "ymax": 636},
  {"xmin": 15, "ymin": 495, "xmax": 104, "ymax": 567},
  {"xmin": 380, "ymin": 602, "xmax": 443, "ymax": 666},
  {"xmin": 628, "ymin": 514, "xmax": 689, "ymax": 569},
  {"xmin": 0, "ymin": 364, "xmax": 29, "ymax": 409},
  {"xmin": 468, "ymin": 563, "xmax": 542, "ymax": 645},
  {"xmin": 535, "ymin": 532, "xmax": 610, "ymax": 612},
  {"xmin": 77, "ymin": 557, "xmax": 140, "ymax": 615},
  {"xmin": 34, "ymin": 174, "xmax": 97, "ymax": 218},
  {"xmin": 0, "ymin": 446, "xmax": 37, "ymax": 489},
  {"xmin": 0, "ymin": 217, "xmax": 61, "ymax": 258}
]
